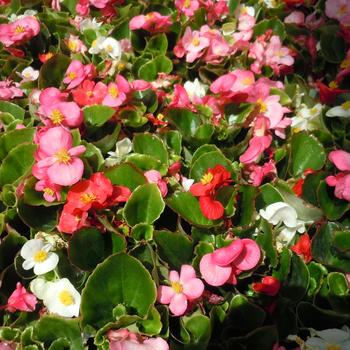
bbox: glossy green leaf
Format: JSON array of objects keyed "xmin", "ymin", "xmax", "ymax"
[
  {"xmin": 0, "ymin": 101, "xmax": 25, "ymax": 120},
  {"xmin": 133, "ymin": 133, "xmax": 168, "ymax": 165},
  {"xmin": 138, "ymin": 55, "xmax": 173, "ymax": 81},
  {"xmin": 0, "ymin": 232, "xmax": 26, "ymax": 271},
  {"xmin": 83, "ymin": 105, "xmax": 116, "ymax": 127}
]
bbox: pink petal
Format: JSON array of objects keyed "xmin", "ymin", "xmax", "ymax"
[
  {"xmin": 47, "ymin": 158, "xmax": 84, "ymax": 186},
  {"xmin": 157, "ymin": 286, "xmax": 175, "ymax": 304},
  {"xmin": 182, "ymin": 278, "xmax": 204, "ymax": 300},
  {"xmin": 144, "ymin": 170, "xmax": 162, "ymax": 184},
  {"xmin": 169, "ymin": 270, "xmax": 179, "ymax": 283},
  {"xmin": 232, "ymin": 239, "xmax": 261, "ymax": 271},
  {"xmin": 39, "ymin": 126, "xmax": 72, "ymax": 156},
  {"xmin": 169, "ymin": 293, "xmax": 187, "ymax": 316},
  {"xmin": 199, "ymin": 253, "xmax": 232, "ymax": 286},
  {"xmin": 179, "ymin": 264, "xmax": 196, "ymax": 283},
  {"xmin": 212, "ymin": 239, "xmax": 244, "ymax": 266},
  {"xmin": 329, "ymin": 150, "xmax": 350, "ymax": 172},
  {"xmin": 68, "ymin": 145, "xmax": 86, "ymax": 157}
]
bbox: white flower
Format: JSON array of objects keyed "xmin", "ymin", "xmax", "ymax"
[
  {"xmin": 259, "ymin": 202, "xmax": 306, "ymax": 250},
  {"xmin": 105, "ymin": 138, "xmax": 132, "ymax": 167},
  {"xmin": 238, "ymin": 5, "xmax": 255, "ymax": 16},
  {"xmin": 184, "ymin": 78, "xmax": 207, "ymax": 101},
  {"xmin": 100, "ymin": 37, "xmax": 122, "ymax": 60},
  {"xmin": 181, "ymin": 177, "xmax": 194, "ymax": 192},
  {"xmin": 291, "ymin": 103, "xmax": 323, "ymax": 132},
  {"xmin": 304, "ymin": 326, "xmax": 350, "ymax": 350},
  {"xmin": 88, "ymin": 36, "xmax": 106, "ymax": 55},
  {"xmin": 20, "ymin": 239, "xmax": 59, "ymax": 275},
  {"xmin": 79, "ymin": 18, "xmax": 102, "ymax": 32},
  {"xmin": 261, "ymin": 0, "xmax": 279, "ymax": 9},
  {"xmin": 31, "ymin": 278, "xmax": 81, "ymax": 318},
  {"xmin": 326, "ymin": 101, "xmax": 350, "ymax": 118},
  {"xmin": 19, "ymin": 67, "xmax": 39, "ymax": 82}
]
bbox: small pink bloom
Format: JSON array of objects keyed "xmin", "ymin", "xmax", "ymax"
[
  {"xmin": 328, "ymin": 150, "xmax": 350, "ymax": 172},
  {"xmin": 200, "ymin": 239, "xmax": 260, "ymax": 287},
  {"xmin": 63, "ymin": 60, "xmax": 94, "ymax": 90},
  {"xmin": 239, "ymin": 135, "xmax": 272, "ymax": 164},
  {"xmin": 326, "ymin": 173, "xmax": 350, "ymax": 202},
  {"xmin": 325, "ymin": 0, "xmax": 350, "ymax": 23},
  {"xmin": 33, "ymin": 126, "xmax": 86, "ymax": 186},
  {"xmin": 158, "ymin": 265, "xmax": 204, "ymax": 316},
  {"xmin": 284, "ymin": 11, "xmax": 305, "ymax": 25},
  {"xmin": 144, "ymin": 170, "xmax": 168, "ymax": 197},
  {"xmin": 103, "ymin": 75, "xmax": 130, "ymax": 107},
  {"xmin": 90, "ymin": 0, "xmax": 109, "ymax": 9},
  {"xmin": 168, "ymin": 84, "xmax": 196, "ymax": 111},
  {"xmin": 39, "ymin": 87, "xmax": 68, "ymax": 106},
  {"xmin": 6, "ymin": 282, "xmax": 37, "ymax": 313},
  {"xmin": 108, "ymin": 329, "xmax": 169, "ymax": 350},
  {"xmin": 131, "ymin": 79, "xmax": 153, "ymax": 91},
  {"xmin": 175, "ymin": 0, "xmax": 200, "ymax": 17},
  {"xmin": 264, "ymin": 35, "xmax": 294, "ymax": 68},
  {"xmin": 76, "ymin": 0, "xmax": 90, "ymax": 16},
  {"xmin": 246, "ymin": 159, "xmax": 277, "ymax": 186},
  {"xmin": 129, "ymin": 12, "xmax": 172, "ymax": 33},
  {"xmin": 0, "ymin": 80, "xmax": 23, "ymax": 100},
  {"xmin": 35, "ymin": 179, "xmax": 62, "ymax": 202},
  {"xmin": 0, "ymin": 342, "xmax": 16, "ymax": 350},
  {"xmin": 238, "ymin": 13, "xmax": 256, "ymax": 32}
]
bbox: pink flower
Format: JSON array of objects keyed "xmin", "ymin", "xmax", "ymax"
[
  {"xmin": 103, "ymin": 75, "xmax": 130, "ymax": 107},
  {"xmin": 0, "ymin": 16, "xmax": 40, "ymax": 47},
  {"xmin": 0, "ymin": 80, "xmax": 23, "ymax": 100},
  {"xmin": 35, "ymin": 179, "xmax": 62, "ymax": 202},
  {"xmin": 39, "ymin": 87, "xmax": 68, "ymax": 106},
  {"xmin": 72, "ymin": 80, "xmax": 107, "ymax": 106},
  {"xmin": 33, "ymin": 126, "xmax": 86, "ymax": 186},
  {"xmin": 6, "ymin": 282, "xmax": 37, "ymax": 312},
  {"xmin": 175, "ymin": 0, "xmax": 200, "ymax": 17},
  {"xmin": 40, "ymin": 101, "xmax": 83, "ymax": 128},
  {"xmin": 246, "ymin": 159, "xmax": 277, "ymax": 186},
  {"xmin": 168, "ymin": 84, "xmax": 196, "ymax": 111},
  {"xmin": 174, "ymin": 27, "xmax": 210, "ymax": 63},
  {"xmin": 144, "ymin": 170, "xmax": 168, "ymax": 197},
  {"xmin": 325, "ymin": 0, "xmax": 350, "ymax": 24},
  {"xmin": 326, "ymin": 150, "xmax": 350, "ymax": 202},
  {"xmin": 199, "ymin": 238, "xmax": 260, "ymax": 286},
  {"xmin": 108, "ymin": 329, "xmax": 169, "ymax": 350},
  {"xmin": 76, "ymin": 0, "xmax": 90, "ymax": 15},
  {"xmin": 63, "ymin": 60, "xmax": 94, "ymax": 89},
  {"xmin": 0, "ymin": 342, "xmax": 16, "ymax": 350},
  {"xmin": 284, "ymin": 11, "xmax": 305, "ymax": 25},
  {"xmin": 158, "ymin": 265, "xmax": 204, "ymax": 316},
  {"xmin": 129, "ymin": 12, "xmax": 172, "ymax": 33},
  {"xmin": 265, "ymin": 35, "xmax": 294, "ymax": 67}
]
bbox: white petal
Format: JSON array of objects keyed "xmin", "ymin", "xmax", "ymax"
[
  {"xmin": 326, "ymin": 106, "xmax": 350, "ymax": 118},
  {"xmin": 315, "ymin": 328, "xmax": 350, "ymax": 343},
  {"xmin": 30, "ymin": 278, "xmax": 49, "ymax": 300},
  {"xmin": 278, "ymin": 227, "xmax": 297, "ymax": 246},
  {"xmin": 20, "ymin": 239, "xmax": 45, "ymax": 259},
  {"xmin": 33, "ymin": 253, "xmax": 59, "ymax": 275},
  {"xmin": 22, "ymin": 258, "xmax": 35, "ymax": 270}
]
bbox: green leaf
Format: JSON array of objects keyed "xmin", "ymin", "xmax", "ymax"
[
  {"xmin": 228, "ymin": 294, "xmax": 266, "ymax": 333},
  {"xmin": 123, "ymin": 183, "xmax": 165, "ymax": 226},
  {"xmin": 290, "ymin": 132, "xmax": 326, "ymax": 176},
  {"xmin": 154, "ymin": 230, "xmax": 194, "ymax": 269},
  {"xmin": 333, "ymin": 230, "xmax": 350, "ymax": 252},
  {"xmin": 34, "ymin": 316, "xmax": 83, "ymax": 350},
  {"xmin": 146, "ymin": 34, "xmax": 168, "ymax": 54},
  {"xmin": 0, "ymin": 100, "xmax": 25, "ymax": 120},
  {"xmin": 133, "ymin": 133, "xmax": 168, "ymax": 165},
  {"xmin": 38, "ymin": 54, "xmax": 71, "ymax": 89},
  {"xmin": 167, "ymin": 109, "xmax": 200, "ymax": 140},
  {"xmin": 317, "ymin": 181, "xmax": 350, "ymax": 220},
  {"xmin": 0, "ymin": 143, "xmax": 37, "ymax": 186},
  {"xmin": 328, "ymin": 272, "xmax": 349, "ymax": 296},
  {"xmin": 307, "ymin": 262, "xmax": 328, "ymax": 296},
  {"xmin": 83, "ymin": 105, "xmax": 116, "ymax": 127},
  {"xmin": 138, "ymin": 55, "xmax": 173, "ymax": 82},
  {"xmin": 166, "ymin": 192, "xmax": 220, "ymax": 228},
  {"xmin": 0, "ymin": 127, "xmax": 35, "ymax": 161},
  {"xmin": 320, "ymin": 25, "xmax": 346, "ymax": 63},
  {"xmin": 256, "ymin": 219, "xmax": 278, "ymax": 268},
  {"xmin": 254, "ymin": 18, "xmax": 286, "ymax": 40},
  {"xmin": 81, "ymin": 253, "xmax": 156, "ymax": 329},
  {"xmin": 68, "ymin": 228, "xmax": 111, "ymax": 270},
  {"xmin": 104, "ymin": 162, "xmax": 147, "ymax": 190},
  {"xmin": 228, "ymin": 0, "xmax": 240, "ymax": 14},
  {"xmin": 126, "ymin": 154, "xmax": 168, "ymax": 175},
  {"xmin": 180, "ymin": 314, "xmax": 211, "ymax": 349},
  {"xmin": 234, "ymin": 185, "xmax": 257, "ymax": 226},
  {"xmin": 0, "ymin": 232, "xmax": 26, "ymax": 271},
  {"xmin": 131, "ymin": 223, "xmax": 154, "ymax": 241}
]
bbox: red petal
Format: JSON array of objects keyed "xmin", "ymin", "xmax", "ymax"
[{"xmin": 199, "ymin": 196, "xmax": 224, "ymax": 220}]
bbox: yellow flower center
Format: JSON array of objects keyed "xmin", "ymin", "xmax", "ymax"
[
  {"xmin": 118, "ymin": 62, "xmax": 126, "ymax": 71},
  {"xmin": 58, "ymin": 290, "xmax": 74, "ymax": 306},
  {"xmin": 243, "ymin": 77, "xmax": 253, "ymax": 85},
  {"xmin": 184, "ymin": 0, "xmax": 191, "ymax": 8},
  {"xmin": 293, "ymin": 127, "xmax": 301, "ymax": 133},
  {"xmin": 50, "ymin": 109, "xmax": 64, "ymax": 124},
  {"xmin": 201, "ymin": 172, "xmax": 214, "ymax": 185},
  {"xmin": 146, "ymin": 13, "xmax": 154, "ymax": 20},
  {"xmin": 80, "ymin": 193, "xmax": 96, "ymax": 204},
  {"xmin": 108, "ymin": 86, "xmax": 119, "ymax": 98},
  {"xmin": 192, "ymin": 37, "xmax": 200, "ymax": 47},
  {"xmin": 341, "ymin": 101, "xmax": 350, "ymax": 110},
  {"xmin": 55, "ymin": 149, "xmax": 71, "ymax": 164},
  {"xmin": 67, "ymin": 39, "xmax": 78, "ymax": 52},
  {"xmin": 15, "ymin": 25, "xmax": 25, "ymax": 34},
  {"xmin": 91, "ymin": 39, "xmax": 97, "ymax": 48},
  {"xmin": 326, "ymin": 345, "xmax": 341, "ymax": 350},
  {"xmin": 105, "ymin": 44, "xmax": 113, "ymax": 53},
  {"xmin": 329, "ymin": 81, "xmax": 338, "ymax": 89},
  {"xmin": 86, "ymin": 90, "xmax": 93, "ymax": 97},
  {"xmin": 68, "ymin": 72, "xmax": 77, "ymax": 80},
  {"xmin": 44, "ymin": 187, "xmax": 55, "ymax": 196},
  {"xmin": 171, "ymin": 281, "xmax": 183, "ymax": 294},
  {"xmin": 257, "ymin": 98, "xmax": 267, "ymax": 113},
  {"xmin": 341, "ymin": 58, "xmax": 350, "ymax": 69},
  {"xmin": 310, "ymin": 106, "xmax": 319, "ymax": 116},
  {"xmin": 34, "ymin": 250, "xmax": 48, "ymax": 263}
]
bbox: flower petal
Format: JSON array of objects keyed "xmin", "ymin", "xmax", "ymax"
[
  {"xmin": 212, "ymin": 239, "xmax": 244, "ymax": 266},
  {"xmin": 157, "ymin": 286, "xmax": 175, "ymax": 305},
  {"xmin": 199, "ymin": 253, "xmax": 232, "ymax": 286},
  {"xmin": 169, "ymin": 293, "xmax": 187, "ymax": 316},
  {"xmin": 233, "ymin": 239, "xmax": 261, "ymax": 271},
  {"xmin": 182, "ymin": 278, "xmax": 204, "ymax": 300}
]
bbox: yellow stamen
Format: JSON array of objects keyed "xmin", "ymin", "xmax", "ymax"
[
  {"xmin": 86, "ymin": 90, "xmax": 93, "ymax": 97},
  {"xmin": 341, "ymin": 101, "xmax": 350, "ymax": 110},
  {"xmin": 157, "ymin": 113, "xmax": 165, "ymax": 121},
  {"xmin": 105, "ymin": 44, "xmax": 113, "ymax": 53},
  {"xmin": 293, "ymin": 127, "xmax": 301, "ymax": 133},
  {"xmin": 108, "ymin": 86, "xmax": 119, "ymax": 98},
  {"xmin": 257, "ymin": 98, "xmax": 267, "ymax": 113},
  {"xmin": 201, "ymin": 172, "xmax": 214, "ymax": 185},
  {"xmin": 34, "ymin": 250, "xmax": 48, "ymax": 263},
  {"xmin": 67, "ymin": 39, "xmax": 78, "ymax": 52},
  {"xmin": 192, "ymin": 37, "xmax": 200, "ymax": 47},
  {"xmin": 68, "ymin": 72, "xmax": 77, "ymax": 80},
  {"xmin": 50, "ymin": 109, "xmax": 64, "ymax": 125},
  {"xmin": 44, "ymin": 187, "xmax": 55, "ymax": 196},
  {"xmin": 341, "ymin": 58, "xmax": 350, "ymax": 69},
  {"xmin": 15, "ymin": 25, "xmax": 25, "ymax": 34},
  {"xmin": 80, "ymin": 193, "xmax": 96, "ymax": 204},
  {"xmin": 55, "ymin": 149, "xmax": 71, "ymax": 164},
  {"xmin": 146, "ymin": 13, "xmax": 154, "ymax": 20},
  {"xmin": 329, "ymin": 81, "xmax": 338, "ymax": 89},
  {"xmin": 184, "ymin": 0, "xmax": 191, "ymax": 8},
  {"xmin": 242, "ymin": 77, "xmax": 253, "ymax": 85},
  {"xmin": 310, "ymin": 106, "xmax": 319, "ymax": 116},
  {"xmin": 171, "ymin": 281, "xmax": 183, "ymax": 294},
  {"xmin": 59, "ymin": 290, "xmax": 74, "ymax": 306}
]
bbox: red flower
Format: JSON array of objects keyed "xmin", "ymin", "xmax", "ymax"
[
  {"xmin": 316, "ymin": 80, "xmax": 350, "ymax": 104},
  {"xmin": 5, "ymin": 283, "xmax": 37, "ymax": 313},
  {"xmin": 292, "ymin": 178, "xmax": 304, "ymax": 197},
  {"xmin": 38, "ymin": 52, "xmax": 54, "ymax": 63},
  {"xmin": 72, "ymin": 80, "xmax": 107, "ymax": 107},
  {"xmin": 57, "ymin": 207, "xmax": 88, "ymax": 234},
  {"xmin": 291, "ymin": 233, "xmax": 312, "ymax": 263},
  {"xmin": 190, "ymin": 164, "xmax": 231, "ymax": 220},
  {"xmin": 252, "ymin": 276, "xmax": 281, "ymax": 296}
]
